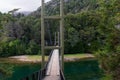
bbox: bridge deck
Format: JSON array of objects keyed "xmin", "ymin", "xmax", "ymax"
[{"xmin": 43, "ymin": 49, "xmax": 60, "ymax": 80}]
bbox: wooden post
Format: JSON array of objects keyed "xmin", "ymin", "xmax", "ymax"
[
  {"xmin": 54, "ymin": 32, "xmax": 56, "ymax": 45},
  {"xmin": 60, "ymin": 0, "xmax": 64, "ymax": 71},
  {"xmin": 58, "ymin": 32, "xmax": 60, "ymax": 46},
  {"xmin": 41, "ymin": 0, "xmax": 45, "ymax": 71}
]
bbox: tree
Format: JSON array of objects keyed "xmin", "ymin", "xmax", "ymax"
[{"xmin": 95, "ymin": 0, "xmax": 120, "ymax": 79}]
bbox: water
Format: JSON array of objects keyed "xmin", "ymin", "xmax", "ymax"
[
  {"xmin": 64, "ymin": 60, "xmax": 103, "ymax": 80},
  {"xmin": 0, "ymin": 60, "xmax": 103, "ymax": 80},
  {"xmin": 0, "ymin": 63, "xmax": 41, "ymax": 80},
  {"xmin": 0, "ymin": 72, "xmax": 2, "ymax": 78}
]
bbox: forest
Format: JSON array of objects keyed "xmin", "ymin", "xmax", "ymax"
[{"xmin": 0, "ymin": 0, "xmax": 120, "ymax": 79}]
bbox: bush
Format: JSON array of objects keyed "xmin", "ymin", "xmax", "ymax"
[
  {"xmin": 0, "ymin": 40, "xmax": 41, "ymax": 57},
  {"xmin": 95, "ymin": 49, "xmax": 120, "ymax": 80},
  {"xmin": 25, "ymin": 40, "xmax": 40, "ymax": 55}
]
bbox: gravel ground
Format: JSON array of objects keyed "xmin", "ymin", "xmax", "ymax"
[
  {"xmin": 9, "ymin": 55, "xmax": 41, "ymax": 63},
  {"xmin": 8, "ymin": 54, "xmax": 95, "ymax": 63}
]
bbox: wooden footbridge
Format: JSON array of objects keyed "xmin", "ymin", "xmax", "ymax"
[
  {"xmin": 22, "ymin": 0, "xmax": 65, "ymax": 80},
  {"xmin": 22, "ymin": 49, "xmax": 65, "ymax": 80},
  {"xmin": 43, "ymin": 49, "xmax": 64, "ymax": 80}
]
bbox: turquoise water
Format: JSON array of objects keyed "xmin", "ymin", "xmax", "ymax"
[
  {"xmin": 0, "ymin": 63, "xmax": 41, "ymax": 80},
  {"xmin": 64, "ymin": 60, "xmax": 103, "ymax": 80},
  {"xmin": 0, "ymin": 60, "xmax": 103, "ymax": 80}
]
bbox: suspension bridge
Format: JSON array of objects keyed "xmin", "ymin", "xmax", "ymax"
[{"xmin": 22, "ymin": 0, "xmax": 65, "ymax": 80}]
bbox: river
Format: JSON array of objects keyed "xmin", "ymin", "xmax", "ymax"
[{"xmin": 0, "ymin": 60, "xmax": 104, "ymax": 80}]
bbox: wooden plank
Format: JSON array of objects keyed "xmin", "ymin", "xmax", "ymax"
[
  {"xmin": 45, "ymin": 46, "xmax": 61, "ymax": 49},
  {"xmin": 44, "ymin": 16, "xmax": 61, "ymax": 19},
  {"xmin": 43, "ymin": 76, "xmax": 60, "ymax": 80},
  {"xmin": 43, "ymin": 49, "xmax": 60, "ymax": 80}
]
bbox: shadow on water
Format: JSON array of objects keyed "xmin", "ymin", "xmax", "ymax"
[
  {"xmin": 64, "ymin": 60, "xmax": 104, "ymax": 80},
  {"xmin": 0, "ymin": 72, "xmax": 2, "ymax": 78}
]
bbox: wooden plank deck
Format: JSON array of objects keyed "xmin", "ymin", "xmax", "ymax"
[{"xmin": 43, "ymin": 49, "xmax": 60, "ymax": 80}]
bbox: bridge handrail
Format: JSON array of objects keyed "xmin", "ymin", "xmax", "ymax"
[
  {"xmin": 60, "ymin": 69, "xmax": 65, "ymax": 80},
  {"xmin": 44, "ymin": 50, "xmax": 53, "ymax": 71},
  {"xmin": 21, "ymin": 50, "xmax": 53, "ymax": 80},
  {"xmin": 21, "ymin": 69, "xmax": 42, "ymax": 80}
]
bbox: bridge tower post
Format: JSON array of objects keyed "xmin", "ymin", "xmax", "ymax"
[
  {"xmin": 41, "ymin": 0, "xmax": 45, "ymax": 78},
  {"xmin": 60, "ymin": 0, "xmax": 64, "ymax": 71}
]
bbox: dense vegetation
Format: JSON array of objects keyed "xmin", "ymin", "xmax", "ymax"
[
  {"xmin": 95, "ymin": 0, "xmax": 120, "ymax": 79},
  {"xmin": 0, "ymin": 13, "xmax": 41, "ymax": 56},
  {"xmin": 0, "ymin": 0, "xmax": 99, "ymax": 56},
  {"xmin": 0, "ymin": 0, "xmax": 120, "ymax": 79}
]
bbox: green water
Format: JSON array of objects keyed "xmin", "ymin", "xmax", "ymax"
[
  {"xmin": 0, "ymin": 60, "xmax": 103, "ymax": 80},
  {"xmin": 0, "ymin": 63, "xmax": 41, "ymax": 80},
  {"xmin": 64, "ymin": 60, "xmax": 103, "ymax": 80}
]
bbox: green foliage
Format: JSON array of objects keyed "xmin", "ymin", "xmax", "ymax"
[
  {"xmin": 64, "ymin": 12, "xmax": 102, "ymax": 53},
  {"xmin": 0, "ymin": 12, "xmax": 41, "ymax": 57},
  {"xmin": 100, "ymin": 74, "xmax": 113, "ymax": 80},
  {"xmin": 95, "ymin": 0, "xmax": 120, "ymax": 79},
  {"xmin": 26, "ymin": 40, "xmax": 40, "ymax": 55},
  {"xmin": 0, "ymin": 0, "xmax": 120, "ymax": 79},
  {"xmin": 0, "ymin": 40, "xmax": 24, "ymax": 56},
  {"xmin": 0, "ymin": 0, "xmax": 99, "ymax": 56},
  {"xmin": 0, "ymin": 42, "xmax": 9, "ymax": 57},
  {"xmin": 0, "ymin": 39, "xmax": 40, "ymax": 57},
  {"xmin": 0, "ymin": 63, "xmax": 14, "ymax": 76}
]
